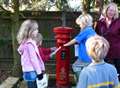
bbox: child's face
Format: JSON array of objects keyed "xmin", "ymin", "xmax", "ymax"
[
  {"xmin": 76, "ymin": 16, "xmax": 87, "ymax": 30},
  {"xmin": 78, "ymin": 22, "xmax": 86, "ymax": 30},
  {"xmin": 76, "ymin": 21, "xmax": 85, "ymax": 29},
  {"xmin": 37, "ymin": 40, "xmax": 42, "ymax": 46},
  {"xmin": 39, "ymin": 41, "xmax": 42, "ymax": 46},
  {"xmin": 32, "ymin": 29, "xmax": 38, "ymax": 38}
]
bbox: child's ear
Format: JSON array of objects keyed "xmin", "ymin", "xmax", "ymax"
[{"xmin": 89, "ymin": 47, "xmax": 97, "ymax": 60}]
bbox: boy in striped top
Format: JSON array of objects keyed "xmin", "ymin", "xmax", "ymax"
[{"xmin": 77, "ymin": 35, "xmax": 119, "ymax": 88}]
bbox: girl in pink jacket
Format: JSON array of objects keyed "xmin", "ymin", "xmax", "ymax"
[{"xmin": 17, "ymin": 19, "xmax": 45, "ymax": 88}]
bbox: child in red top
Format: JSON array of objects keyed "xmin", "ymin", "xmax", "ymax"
[{"xmin": 35, "ymin": 33, "xmax": 56, "ymax": 62}]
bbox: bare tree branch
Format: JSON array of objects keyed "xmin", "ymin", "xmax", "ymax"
[
  {"xmin": 0, "ymin": 5, "xmax": 9, "ymax": 12},
  {"xmin": 0, "ymin": 4, "xmax": 14, "ymax": 13}
]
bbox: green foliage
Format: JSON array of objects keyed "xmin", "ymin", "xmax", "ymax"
[
  {"xmin": 115, "ymin": 0, "xmax": 120, "ymax": 6},
  {"xmin": 55, "ymin": 0, "xmax": 69, "ymax": 11}
]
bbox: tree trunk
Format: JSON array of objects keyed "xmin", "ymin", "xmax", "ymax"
[
  {"xmin": 61, "ymin": 11, "xmax": 66, "ymax": 26},
  {"xmin": 11, "ymin": 0, "xmax": 22, "ymax": 77},
  {"xmin": 82, "ymin": 0, "xmax": 90, "ymax": 13}
]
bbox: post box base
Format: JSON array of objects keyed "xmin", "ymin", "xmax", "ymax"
[{"xmin": 56, "ymin": 83, "xmax": 70, "ymax": 88}]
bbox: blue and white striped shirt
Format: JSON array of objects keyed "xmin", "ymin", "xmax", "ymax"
[{"xmin": 77, "ymin": 61, "xmax": 119, "ymax": 88}]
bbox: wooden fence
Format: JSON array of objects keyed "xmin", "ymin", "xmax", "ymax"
[{"xmin": 0, "ymin": 11, "xmax": 81, "ymax": 68}]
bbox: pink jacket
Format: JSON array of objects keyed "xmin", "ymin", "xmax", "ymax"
[{"xmin": 17, "ymin": 39, "xmax": 45, "ymax": 74}]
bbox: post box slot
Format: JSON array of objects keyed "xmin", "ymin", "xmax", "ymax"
[{"xmin": 61, "ymin": 50, "xmax": 66, "ymax": 60}]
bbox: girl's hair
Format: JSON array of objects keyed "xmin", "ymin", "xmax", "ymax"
[
  {"xmin": 86, "ymin": 35, "xmax": 110, "ymax": 62},
  {"xmin": 34, "ymin": 33, "xmax": 43, "ymax": 45},
  {"xmin": 102, "ymin": 2, "xmax": 119, "ymax": 19},
  {"xmin": 17, "ymin": 19, "xmax": 38, "ymax": 44},
  {"xmin": 76, "ymin": 13, "xmax": 93, "ymax": 27}
]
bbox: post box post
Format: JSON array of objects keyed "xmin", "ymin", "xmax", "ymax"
[{"xmin": 53, "ymin": 27, "xmax": 74, "ymax": 88}]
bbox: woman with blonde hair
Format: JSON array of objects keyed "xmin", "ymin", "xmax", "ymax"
[
  {"xmin": 95, "ymin": 2, "xmax": 120, "ymax": 80},
  {"xmin": 77, "ymin": 35, "xmax": 119, "ymax": 88},
  {"xmin": 63, "ymin": 13, "xmax": 97, "ymax": 83}
]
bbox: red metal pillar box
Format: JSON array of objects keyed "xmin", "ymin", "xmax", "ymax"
[{"xmin": 53, "ymin": 26, "xmax": 74, "ymax": 88}]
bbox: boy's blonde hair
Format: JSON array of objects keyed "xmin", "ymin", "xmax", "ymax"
[
  {"xmin": 102, "ymin": 2, "xmax": 119, "ymax": 19},
  {"xmin": 17, "ymin": 19, "xmax": 38, "ymax": 44},
  {"xmin": 86, "ymin": 35, "xmax": 110, "ymax": 62},
  {"xmin": 76, "ymin": 13, "xmax": 93, "ymax": 27}
]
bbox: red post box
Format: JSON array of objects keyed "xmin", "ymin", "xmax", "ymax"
[{"xmin": 53, "ymin": 26, "xmax": 74, "ymax": 88}]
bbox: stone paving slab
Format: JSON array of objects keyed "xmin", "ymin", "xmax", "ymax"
[
  {"xmin": 19, "ymin": 74, "xmax": 76, "ymax": 88},
  {"xmin": 0, "ymin": 77, "xmax": 19, "ymax": 88}
]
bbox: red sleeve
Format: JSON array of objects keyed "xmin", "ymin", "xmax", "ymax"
[
  {"xmin": 38, "ymin": 47, "xmax": 52, "ymax": 62},
  {"xmin": 41, "ymin": 47, "xmax": 51, "ymax": 55}
]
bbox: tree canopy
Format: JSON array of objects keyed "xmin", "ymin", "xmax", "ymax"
[{"xmin": 0, "ymin": 0, "xmax": 119, "ymax": 13}]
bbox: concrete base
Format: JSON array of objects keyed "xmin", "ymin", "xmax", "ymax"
[{"xmin": 0, "ymin": 77, "xmax": 19, "ymax": 88}]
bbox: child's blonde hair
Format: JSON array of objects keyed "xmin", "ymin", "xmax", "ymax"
[
  {"xmin": 86, "ymin": 35, "xmax": 110, "ymax": 62},
  {"xmin": 76, "ymin": 13, "xmax": 93, "ymax": 27},
  {"xmin": 17, "ymin": 19, "xmax": 38, "ymax": 44},
  {"xmin": 34, "ymin": 33, "xmax": 43, "ymax": 46}
]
